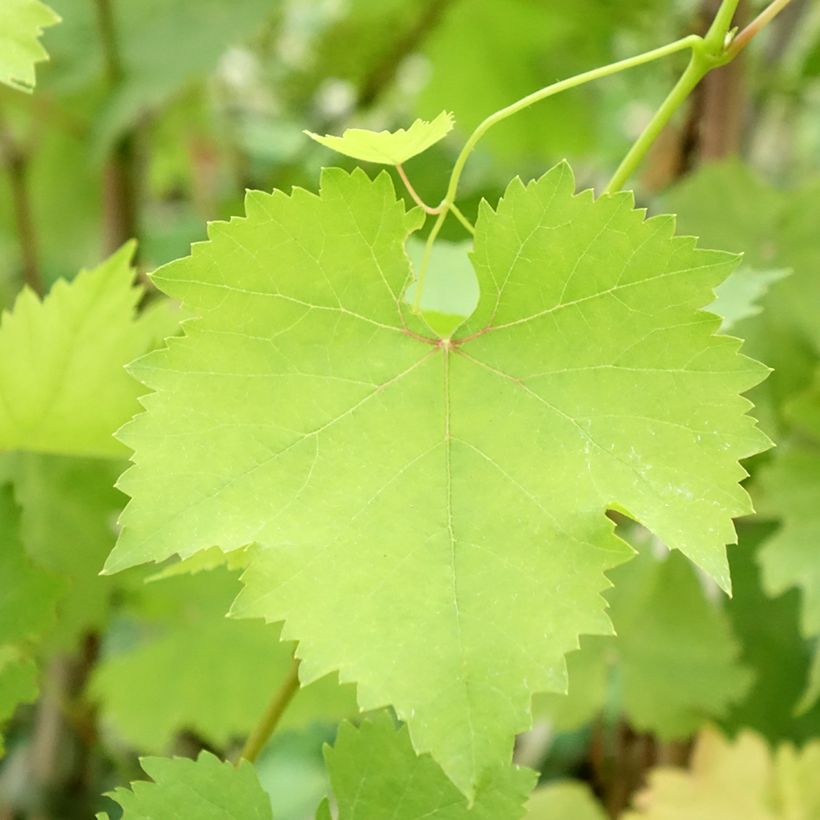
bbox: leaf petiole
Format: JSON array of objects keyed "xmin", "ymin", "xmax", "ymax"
[
  {"xmin": 236, "ymin": 655, "xmax": 300, "ymax": 764},
  {"xmin": 396, "ymin": 163, "xmax": 444, "ymax": 215}
]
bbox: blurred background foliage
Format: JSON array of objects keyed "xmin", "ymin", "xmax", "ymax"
[{"xmin": 0, "ymin": 0, "xmax": 819, "ymax": 817}]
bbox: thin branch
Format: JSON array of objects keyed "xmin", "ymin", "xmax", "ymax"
[
  {"xmin": 727, "ymin": 0, "xmax": 795, "ymax": 57},
  {"xmin": 237, "ymin": 656, "xmax": 300, "ymax": 764}
]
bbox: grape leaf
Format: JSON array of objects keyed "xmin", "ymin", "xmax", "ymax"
[
  {"xmin": 10, "ymin": 453, "xmax": 126, "ymax": 648},
  {"xmin": 0, "ymin": 484, "xmax": 58, "ymax": 645},
  {"xmin": 758, "ymin": 377, "xmax": 820, "ymax": 644},
  {"xmin": 324, "ymin": 714, "xmax": 535, "ymax": 819},
  {"xmin": 305, "ymin": 112, "xmax": 454, "ymax": 165},
  {"xmin": 525, "ymin": 781, "xmax": 606, "ymax": 820},
  {"xmin": 102, "ymin": 750, "xmax": 272, "ymax": 819},
  {"xmin": 534, "ymin": 530, "xmax": 750, "ymax": 738},
  {"xmin": 105, "ymin": 163, "xmax": 768, "ymax": 794},
  {"xmin": 0, "ymin": 0, "xmax": 59, "ymax": 92},
  {"xmin": 626, "ymin": 727, "xmax": 820, "ymax": 820},
  {"xmin": 90, "ymin": 613, "xmax": 356, "ymax": 752},
  {"xmin": 0, "ymin": 242, "xmax": 178, "ymax": 458},
  {"xmin": 0, "ymin": 647, "xmax": 38, "ymax": 756},
  {"xmin": 662, "ymin": 161, "xmax": 820, "ymax": 423},
  {"xmin": 758, "ymin": 448, "xmax": 820, "ymax": 640}
]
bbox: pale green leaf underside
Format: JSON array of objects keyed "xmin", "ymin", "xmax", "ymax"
[
  {"xmin": 104, "ymin": 751, "xmax": 272, "ymax": 819},
  {"xmin": 305, "ymin": 111, "xmax": 454, "ymax": 165},
  {"xmin": 0, "ymin": 0, "xmax": 59, "ymax": 92},
  {"xmin": 709, "ymin": 267, "xmax": 790, "ymax": 331},
  {"xmin": 107, "ymin": 164, "xmax": 767, "ymax": 794},
  {"xmin": 404, "ymin": 238, "xmax": 478, "ymax": 338},
  {"xmin": 0, "ymin": 242, "xmax": 178, "ymax": 458},
  {"xmin": 325, "ymin": 714, "xmax": 535, "ymax": 819}
]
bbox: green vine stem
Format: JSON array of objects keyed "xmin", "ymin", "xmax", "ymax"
[
  {"xmin": 411, "ymin": 33, "xmax": 701, "ymax": 313},
  {"xmin": 604, "ymin": 0, "xmax": 794, "ymax": 194},
  {"xmin": 412, "ymin": 0, "xmax": 794, "ymax": 313},
  {"xmin": 602, "ymin": 46, "xmax": 726, "ymax": 196},
  {"xmin": 237, "ymin": 656, "xmax": 300, "ymax": 764}
]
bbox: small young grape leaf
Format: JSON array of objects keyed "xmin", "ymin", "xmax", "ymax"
[
  {"xmin": 534, "ymin": 529, "xmax": 750, "ymax": 738},
  {"xmin": 101, "ymin": 750, "xmax": 272, "ymax": 819},
  {"xmin": 324, "ymin": 713, "xmax": 535, "ymax": 819},
  {"xmin": 105, "ymin": 164, "xmax": 768, "ymax": 795},
  {"xmin": 626, "ymin": 727, "xmax": 820, "ymax": 820},
  {"xmin": 0, "ymin": 0, "xmax": 59, "ymax": 92},
  {"xmin": 0, "ymin": 484, "xmax": 58, "ymax": 645},
  {"xmin": 525, "ymin": 781, "xmax": 606, "ymax": 820},
  {"xmin": 305, "ymin": 112, "xmax": 454, "ymax": 165},
  {"xmin": 0, "ymin": 242, "xmax": 179, "ymax": 458},
  {"xmin": 0, "ymin": 647, "xmax": 38, "ymax": 756}
]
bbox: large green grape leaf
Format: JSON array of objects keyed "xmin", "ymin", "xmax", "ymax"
[
  {"xmin": 0, "ymin": 242, "xmax": 178, "ymax": 458},
  {"xmin": 0, "ymin": 484, "xmax": 58, "ymax": 645},
  {"xmin": 534, "ymin": 530, "xmax": 750, "ymax": 738},
  {"xmin": 90, "ymin": 612, "xmax": 356, "ymax": 751},
  {"xmin": 0, "ymin": 0, "xmax": 59, "ymax": 92},
  {"xmin": 625, "ymin": 727, "xmax": 820, "ymax": 820},
  {"xmin": 324, "ymin": 714, "xmax": 535, "ymax": 819},
  {"xmin": 105, "ymin": 164, "xmax": 767, "ymax": 794},
  {"xmin": 102, "ymin": 750, "xmax": 272, "ymax": 820}
]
